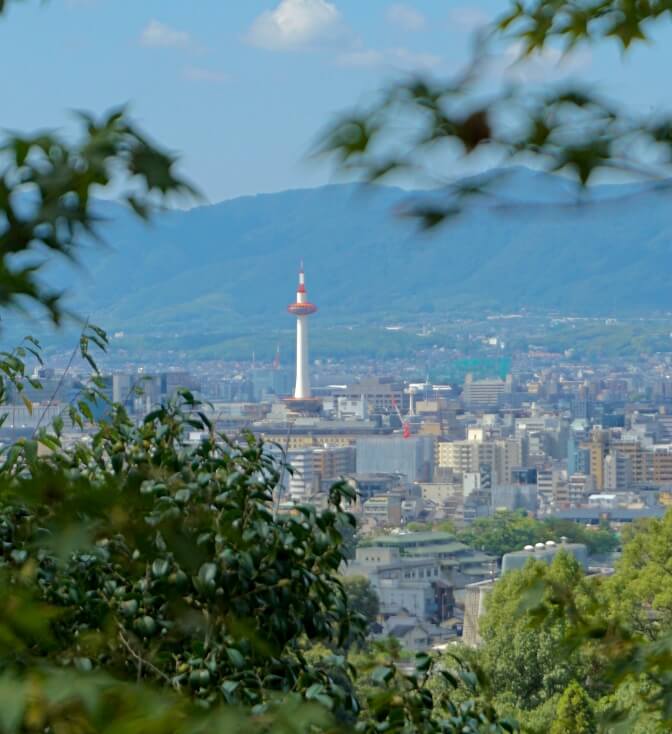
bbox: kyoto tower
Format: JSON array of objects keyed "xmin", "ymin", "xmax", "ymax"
[{"xmin": 287, "ymin": 264, "xmax": 317, "ymax": 399}]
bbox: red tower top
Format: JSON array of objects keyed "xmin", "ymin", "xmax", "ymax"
[{"xmin": 288, "ymin": 264, "xmax": 317, "ymax": 316}]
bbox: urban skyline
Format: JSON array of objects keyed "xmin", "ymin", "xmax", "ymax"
[{"xmin": 4, "ymin": 2, "xmax": 672, "ymax": 728}]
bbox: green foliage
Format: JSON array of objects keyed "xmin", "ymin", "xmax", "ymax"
[
  {"xmin": 459, "ymin": 511, "xmax": 543, "ymax": 557},
  {"xmin": 604, "ymin": 512, "xmax": 672, "ymax": 639},
  {"xmin": 498, "ymin": 0, "xmax": 666, "ymax": 52},
  {"xmin": 0, "ymin": 394, "xmax": 367, "ymax": 712},
  {"xmin": 354, "ymin": 652, "xmax": 517, "ymax": 734},
  {"xmin": 478, "ymin": 553, "xmax": 593, "ymax": 710},
  {"xmin": 457, "ymin": 510, "xmax": 618, "ymax": 558},
  {"xmin": 543, "ymin": 518, "xmax": 618, "ymax": 556},
  {"xmin": 596, "ymin": 677, "xmax": 668, "ymax": 734},
  {"xmin": 0, "ymin": 109, "xmax": 194, "ymax": 324},
  {"xmin": 475, "ymin": 517, "xmax": 672, "ymax": 730},
  {"xmin": 341, "ymin": 576, "xmax": 380, "ymax": 626},
  {"xmin": 320, "ymin": 1, "xmax": 672, "ymax": 227},
  {"xmin": 550, "ymin": 682, "xmax": 596, "ymax": 734},
  {"xmin": 502, "ymin": 695, "xmax": 560, "ymax": 734}
]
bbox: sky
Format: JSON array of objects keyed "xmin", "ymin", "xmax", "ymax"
[{"xmin": 2, "ymin": 0, "xmax": 672, "ymax": 204}]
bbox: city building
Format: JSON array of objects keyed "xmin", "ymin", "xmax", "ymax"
[
  {"xmin": 334, "ymin": 377, "xmax": 406, "ymax": 414},
  {"xmin": 462, "ymin": 373, "xmax": 512, "ymax": 407},
  {"xmin": 356, "ymin": 436, "xmax": 435, "ymax": 482}
]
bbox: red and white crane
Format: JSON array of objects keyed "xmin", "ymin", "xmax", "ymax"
[{"xmin": 391, "ymin": 397, "xmax": 411, "ymax": 439}]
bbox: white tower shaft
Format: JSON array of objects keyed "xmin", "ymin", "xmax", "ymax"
[
  {"xmin": 294, "ymin": 315, "xmax": 310, "ymax": 398},
  {"xmin": 288, "ymin": 266, "xmax": 316, "ymax": 400}
]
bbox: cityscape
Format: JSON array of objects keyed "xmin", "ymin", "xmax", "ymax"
[
  {"xmin": 7, "ymin": 263, "xmax": 672, "ymax": 654},
  {"xmin": 5, "ymin": 1, "xmax": 672, "ymax": 731}
]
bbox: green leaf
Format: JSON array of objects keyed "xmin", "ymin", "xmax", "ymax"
[
  {"xmin": 0, "ymin": 675, "xmax": 27, "ymax": 732},
  {"xmin": 226, "ymin": 648, "xmax": 245, "ymax": 669},
  {"xmin": 152, "ymin": 559, "xmax": 170, "ymax": 578},
  {"xmin": 371, "ymin": 666, "xmax": 395, "ymax": 685},
  {"xmin": 133, "ymin": 615, "xmax": 158, "ymax": 637}
]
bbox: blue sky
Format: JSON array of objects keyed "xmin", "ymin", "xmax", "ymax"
[{"xmin": 2, "ymin": 0, "xmax": 671, "ymax": 203}]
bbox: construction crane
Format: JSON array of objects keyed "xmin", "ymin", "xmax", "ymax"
[{"xmin": 391, "ymin": 397, "xmax": 411, "ymax": 439}]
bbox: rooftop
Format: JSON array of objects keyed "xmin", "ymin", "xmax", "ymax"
[
  {"xmin": 360, "ymin": 531, "xmax": 457, "ymax": 548},
  {"xmin": 503, "ymin": 543, "xmax": 587, "ymax": 559},
  {"xmin": 405, "ymin": 542, "xmax": 471, "ymax": 556}
]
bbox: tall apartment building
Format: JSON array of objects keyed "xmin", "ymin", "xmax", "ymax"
[
  {"xmin": 611, "ymin": 440, "xmax": 649, "ymax": 484},
  {"xmin": 652, "ymin": 448, "xmax": 672, "ymax": 483},
  {"xmin": 568, "ymin": 473, "xmax": 595, "ymax": 505},
  {"xmin": 537, "ymin": 469, "xmax": 555, "ymax": 509},
  {"xmin": 588, "ymin": 428, "xmax": 609, "ymax": 490},
  {"xmin": 436, "ymin": 437, "xmax": 523, "ymax": 485},
  {"xmin": 287, "ymin": 446, "xmax": 356, "ymax": 501},
  {"xmin": 493, "ymin": 438, "xmax": 525, "ymax": 485},
  {"xmin": 536, "ymin": 468, "xmax": 562, "ymax": 510},
  {"xmin": 437, "ymin": 441, "xmax": 483, "ymax": 475},
  {"xmin": 568, "ymin": 429, "xmax": 590, "ymax": 475},
  {"xmin": 604, "ymin": 452, "xmax": 633, "ymax": 490}
]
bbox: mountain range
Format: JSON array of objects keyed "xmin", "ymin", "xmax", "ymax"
[{"xmin": 26, "ymin": 167, "xmax": 672, "ymax": 347}]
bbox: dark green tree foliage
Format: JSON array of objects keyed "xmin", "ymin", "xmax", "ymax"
[
  {"xmin": 478, "ymin": 553, "xmax": 592, "ymax": 709},
  {"xmin": 0, "ymin": 392, "xmax": 365, "ymax": 711},
  {"xmin": 481, "ymin": 524, "xmax": 672, "ymax": 731},
  {"xmin": 342, "ymin": 576, "xmax": 380, "ymax": 626},
  {"xmin": 604, "ymin": 512, "xmax": 672, "ymax": 639},
  {"xmin": 355, "ymin": 653, "xmax": 517, "ymax": 734},
  {"xmin": 549, "ymin": 682, "xmax": 596, "ymax": 734}
]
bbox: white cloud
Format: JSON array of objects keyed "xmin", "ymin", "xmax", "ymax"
[
  {"xmin": 500, "ymin": 42, "xmax": 591, "ymax": 82},
  {"xmin": 182, "ymin": 66, "xmax": 229, "ymax": 84},
  {"xmin": 141, "ymin": 20, "xmax": 193, "ymax": 49},
  {"xmin": 448, "ymin": 7, "xmax": 491, "ymax": 32},
  {"xmin": 386, "ymin": 3, "xmax": 426, "ymax": 32},
  {"xmin": 247, "ymin": 0, "xmax": 347, "ymax": 51},
  {"xmin": 337, "ymin": 46, "xmax": 440, "ymax": 71}
]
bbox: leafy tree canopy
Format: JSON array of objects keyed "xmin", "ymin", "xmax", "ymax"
[
  {"xmin": 341, "ymin": 576, "xmax": 380, "ymax": 627},
  {"xmin": 478, "ymin": 552, "xmax": 593, "ymax": 710},
  {"xmin": 603, "ymin": 511, "xmax": 672, "ymax": 639},
  {"xmin": 457, "ymin": 510, "xmax": 618, "ymax": 557},
  {"xmin": 549, "ymin": 681, "xmax": 596, "ymax": 734}
]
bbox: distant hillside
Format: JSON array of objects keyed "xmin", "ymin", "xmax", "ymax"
[{"xmin": 33, "ymin": 168, "xmax": 672, "ymax": 339}]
